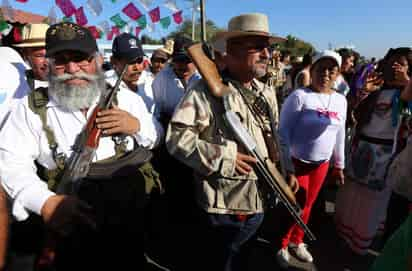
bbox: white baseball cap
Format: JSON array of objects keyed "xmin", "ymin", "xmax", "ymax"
[{"xmin": 312, "ymin": 50, "xmax": 342, "ymax": 68}]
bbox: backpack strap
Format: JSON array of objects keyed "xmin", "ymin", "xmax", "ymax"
[
  {"xmin": 28, "ymin": 87, "xmax": 66, "ymax": 170},
  {"xmin": 28, "ymin": 88, "xmax": 67, "ymax": 190}
]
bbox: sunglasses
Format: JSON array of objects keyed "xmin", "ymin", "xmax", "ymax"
[{"xmin": 53, "ymin": 52, "xmax": 94, "ymax": 69}]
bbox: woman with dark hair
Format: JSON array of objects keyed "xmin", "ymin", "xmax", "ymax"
[
  {"xmin": 334, "ymin": 47, "xmax": 412, "ymax": 255},
  {"xmin": 333, "ymin": 48, "xmax": 356, "ymax": 95},
  {"xmin": 293, "ymin": 53, "xmax": 312, "ymax": 89}
]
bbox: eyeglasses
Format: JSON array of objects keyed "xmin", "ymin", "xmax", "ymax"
[
  {"xmin": 52, "ymin": 53, "xmax": 94, "ymax": 69},
  {"xmin": 232, "ymin": 42, "xmax": 271, "ymax": 54}
]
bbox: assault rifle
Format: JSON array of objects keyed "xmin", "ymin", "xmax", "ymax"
[
  {"xmin": 187, "ymin": 43, "xmax": 316, "ymax": 241},
  {"xmin": 56, "ymin": 64, "xmax": 129, "ymax": 194}
]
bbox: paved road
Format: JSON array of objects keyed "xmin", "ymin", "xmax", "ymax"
[{"xmin": 145, "ymin": 186, "xmax": 380, "ymax": 271}]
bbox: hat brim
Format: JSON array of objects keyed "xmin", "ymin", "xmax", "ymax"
[
  {"xmin": 14, "ymin": 41, "xmax": 46, "ymax": 48},
  {"xmin": 172, "ymin": 53, "xmax": 191, "ymax": 62},
  {"xmin": 214, "ymin": 31, "xmax": 285, "ymax": 44},
  {"xmin": 312, "ymin": 56, "xmax": 341, "ymax": 70},
  {"xmin": 212, "ymin": 31, "xmax": 286, "ymax": 53},
  {"xmin": 158, "ymin": 48, "xmax": 172, "ymax": 56}
]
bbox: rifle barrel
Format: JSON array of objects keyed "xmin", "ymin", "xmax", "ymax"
[{"xmin": 103, "ymin": 64, "xmax": 129, "ymax": 110}]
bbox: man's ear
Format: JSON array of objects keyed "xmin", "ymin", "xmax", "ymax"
[{"xmin": 96, "ymin": 53, "xmax": 104, "ymax": 67}]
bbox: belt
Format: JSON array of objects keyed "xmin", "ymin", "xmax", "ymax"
[{"xmin": 358, "ymin": 134, "xmax": 394, "ymax": 146}]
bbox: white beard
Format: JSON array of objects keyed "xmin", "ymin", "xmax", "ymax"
[{"xmin": 48, "ymin": 71, "xmax": 106, "ymax": 112}]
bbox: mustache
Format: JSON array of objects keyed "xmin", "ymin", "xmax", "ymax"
[
  {"xmin": 51, "ymin": 72, "xmax": 101, "ymax": 83},
  {"xmin": 129, "ymin": 71, "xmax": 142, "ymax": 77}
]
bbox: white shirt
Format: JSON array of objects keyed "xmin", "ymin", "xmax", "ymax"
[
  {"xmin": 152, "ymin": 64, "xmax": 201, "ymax": 119},
  {"xmin": 136, "ymin": 70, "xmax": 156, "ymax": 113},
  {"xmin": 106, "ymin": 69, "xmax": 156, "ymax": 114},
  {"xmin": 0, "ymin": 61, "xmax": 30, "ymax": 129},
  {"xmin": 0, "ymin": 87, "xmax": 162, "ymax": 221},
  {"xmin": 279, "ymin": 88, "xmax": 347, "ymax": 168},
  {"xmin": 106, "ymin": 71, "xmax": 163, "ymax": 143}
]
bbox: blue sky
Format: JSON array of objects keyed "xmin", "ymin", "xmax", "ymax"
[{"xmin": 9, "ymin": 0, "xmax": 412, "ymax": 58}]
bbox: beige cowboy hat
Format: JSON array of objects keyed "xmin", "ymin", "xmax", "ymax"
[
  {"xmin": 212, "ymin": 13, "xmax": 285, "ymax": 53},
  {"xmin": 14, "ymin": 23, "xmax": 49, "ymax": 48},
  {"xmin": 159, "ymin": 39, "xmax": 174, "ymax": 56}
]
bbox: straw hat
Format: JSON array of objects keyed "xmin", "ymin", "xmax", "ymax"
[
  {"xmin": 159, "ymin": 39, "xmax": 174, "ymax": 56},
  {"xmin": 214, "ymin": 13, "xmax": 284, "ymax": 44},
  {"xmin": 14, "ymin": 23, "xmax": 49, "ymax": 48}
]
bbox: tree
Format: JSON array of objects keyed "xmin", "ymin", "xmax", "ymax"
[
  {"xmin": 277, "ymin": 34, "xmax": 315, "ymax": 57},
  {"xmin": 167, "ymin": 19, "xmax": 225, "ymax": 41},
  {"xmin": 140, "ymin": 34, "xmax": 163, "ymax": 45}
]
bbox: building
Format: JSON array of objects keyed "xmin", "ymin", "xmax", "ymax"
[
  {"xmin": 0, "ymin": 7, "xmax": 47, "ymax": 24},
  {"xmin": 98, "ymin": 42, "xmax": 163, "ymax": 62}
]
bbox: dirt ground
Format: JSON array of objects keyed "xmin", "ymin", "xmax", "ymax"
[{"xmin": 145, "ymin": 186, "xmax": 380, "ymax": 271}]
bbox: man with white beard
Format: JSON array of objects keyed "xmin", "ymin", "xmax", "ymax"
[{"xmin": 0, "ymin": 22, "xmax": 162, "ymax": 270}]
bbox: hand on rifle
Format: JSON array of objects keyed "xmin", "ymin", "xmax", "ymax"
[
  {"xmin": 288, "ymin": 173, "xmax": 299, "ymax": 194},
  {"xmin": 330, "ymin": 167, "xmax": 345, "ymax": 186},
  {"xmin": 96, "ymin": 104, "xmax": 141, "ymax": 136},
  {"xmin": 41, "ymin": 195, "xmax": 96, "ymax": 237},
  {"xmin": 235, "ymin": 152, "xmax": 257, "ymax": 175}
]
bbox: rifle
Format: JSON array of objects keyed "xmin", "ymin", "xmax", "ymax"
[
  {"xmin": 56, "ymin": 64, "xmax": 129, "ymax": 195},
  {"xmin": 187, "ymin": 43, "xmax": 316, "ymax": 241},
  {"xmin": 34, "ymin": 65, "xmax": 130, "ymax": 271}
]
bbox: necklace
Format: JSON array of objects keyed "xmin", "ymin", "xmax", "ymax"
[{"xmin": 315, "ymin": 92, "xmax": 332, "ymax": 111}]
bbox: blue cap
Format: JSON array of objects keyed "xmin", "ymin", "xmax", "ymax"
[{"xmin": 112, "ymin": 33, "xmax": 144, "ymax": 62}]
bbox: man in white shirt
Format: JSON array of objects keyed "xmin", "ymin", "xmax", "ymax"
[
  {"xmin": 109, "ymin": 33, "xmax": 161, "ymax": 116},
  {"xmin": 0, "ymin": 22, "xmax": 162, "ymax": 270},
  {"xmin": 0, "ymin": 61, "xmax": 30, "ymax": 129},
  {"xmin": 152, "ymin": 35, "xmax": 201, "ymax": 124},
  {"xmin": 13, "ymin": 23, "xmax": 50, "ymax": 90}
]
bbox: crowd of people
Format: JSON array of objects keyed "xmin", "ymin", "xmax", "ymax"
[{"xmin": 0, "ymin": 11, "xmax": 411, "ymax": 271}]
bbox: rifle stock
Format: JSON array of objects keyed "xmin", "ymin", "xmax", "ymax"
[
  {"xmin": 187, "ymin": 43, "xmax": 231, "ymax": 97},
  {"xmin": 265, "ymin": 159, "xmax": 296, "ymax": 205}
]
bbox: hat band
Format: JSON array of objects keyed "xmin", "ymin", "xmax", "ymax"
[
  {"xmin": 228, "ymin": 30, "xmax": 270, "ymax": 36},
  {"xmin": 19, "ymin": 38, "xmax": 45, "ymax": 44}
]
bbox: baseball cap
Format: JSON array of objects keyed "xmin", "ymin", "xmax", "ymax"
[
  {"xmin": 112, "ymin": 33, "xmax": 144, "ymax": 63},
  {"xmin": 45, "ymin": 22, "xmax": 98, "ymax": 57},
  {"xmin": 312, "ymin": 50, "xmax": 342, "ymax": 68},
  {"xmin": 151, "ymin": 49, "xmax": 169, "ymax": 61},
  {"xmin": 172, "ymin": 35, "xmax": 194, "ymax": 62}
]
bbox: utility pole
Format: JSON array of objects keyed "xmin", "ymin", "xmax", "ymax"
[
  {"xmin": 191, "ymin": 6, "xmax": 196, "ymax": 40},
  {"xmin": 200, "ymin": 0, "xmax": 206, "ymax": 42}
]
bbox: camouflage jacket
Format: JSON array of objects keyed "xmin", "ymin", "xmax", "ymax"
[{"xmin": 166, "ymin": 78, "xmax": 278, "ymax": 214}]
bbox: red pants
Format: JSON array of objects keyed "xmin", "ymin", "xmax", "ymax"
[{"xmin": 281, "ymin": 159, "xmax": 330, "ymax": 247}]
